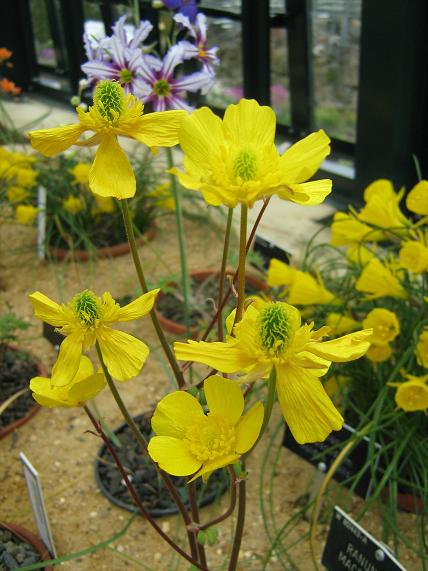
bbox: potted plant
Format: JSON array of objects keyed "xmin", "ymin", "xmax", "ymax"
[
  {"xmin": 0, "ymin": 522, "xmax": 53, "ymax": 570},
  {"xmin": 0, "ymin": 310, "xmax": 47, "ymax": 439}
]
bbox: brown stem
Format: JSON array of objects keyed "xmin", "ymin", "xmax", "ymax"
[
  {"xmin": 189, "ymin": 482, "xmax": 208, "ymax": 568},
  {"xmin": 228, "ymin": 475, "xmax": 246, "ymax": 571},
  {"xmin": 84, "ymin": 406, "xmax": 208, "ymax": 571},
  {"xmin": 198, "ymin": 466, "xmax": 237, "ymax": 531}
]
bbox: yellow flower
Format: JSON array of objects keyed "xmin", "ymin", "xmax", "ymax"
[
  {"xmin": 366, "ymin": 343, "xmax": 392, "ymax": 363},
  {"xmin": 323, "ymin": 374, "xmax": 349, "ymax": 398},
  {"xmin": 330, "ymin": 212, "xmax": 381, "ymax": 246},
  {"xmin": 30, "ymin": 356, "xmax": 105, "ymax": 407},
  {"xmin": 388, "ymin": 374, "xmax": 428, "ymax": 412},
  {"xmin": 149, "ymin": 182, "xmax": 175, "ymax": 211},
  {"xmin": 174, "ymin": 300, "xmax": 372, "ymax": 444},
  {"xmin": 14, "ymin": 168, "xmax": 38, "ymax": 188},
  {"xmin": 406, "ymin": 180, "xmax": 428, "ymax": 215},
  {"xmin": 346, "ymin": 243, "xmax": 376, "ymax": 266},
  {"xmin": 399, "ymin": 240, "xmax": 428, "ymax": 273},
  {"xmin": 148, "ymin": 375, "xmax": 263, "ymax": 481},
  {"xmin": 70, "ymin": 162, "xmax": 91, "ymax": 187},
  {"xmin": 355, "ymin": 258, "xmax": 406, "ymax": 299},
  {"xmin": 7, "ymin": 185, "xmax": 29, "ymax": 203},
  {"xmin": 16, "ymin": 205, "xmax": 38, "ymax": 224},
  {"xmin": 358, "ymin": 180, "xmax": 408, "ymax": 233},
  {"xmin": 266, "ymin": 259, "xmax": 336, "ymax": 306},
  {"xmin": 416, "ymin": 329, "xmax": 428, "ymax": 368},
  {"xmin": 29, "ymin": 288, "xmax": 159, "ymax": 386},
  {"xmin": 326, "ymin": 313, "xmax": 360, "ymax": 335},
  {"xmin": 171, "ymin": 98, "xmax": 332, "ymax": 208},
  {"xmin": 362, "ymin": 308, "xmax": 400, "ymax": 345},
  {"xmin": 94, "ymin": 195, "xmax": 115, "ymax": 214},
  {"xmin": 63, "ymin": 195, "xmax": 84, "ymax": 214},
  {"xmin": 29, "ymin": 80, "xmax": 186, "ymax": 199},
  {"xmin": 363, "ymin": 179, "xmax": 400, "ymax": 202}
]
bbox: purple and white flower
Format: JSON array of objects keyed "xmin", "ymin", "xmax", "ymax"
[
  {"xmin": 163, "ymin": 0, "xmax": 198, "ymax": 23},
  {"xmin": 175, "ymin": 13, "xmax": 219, "ymax": 72}
]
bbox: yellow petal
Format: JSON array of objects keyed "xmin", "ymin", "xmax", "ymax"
[
  {"xmin": 131, "ymin": 110, "xmax": 187, "ymax": 147},
  {"xmin": 148, "ymin": 436, "xmax": 201, "ymax": 476},
  {"xmin": 189, "ymin": 454, "xmax": 241, "ymax": 483},
  {"xmin": 71, "ymin": 355, "xmax": 94, "ymax": 382},
  {"xmin": 204, "ymin": 375, "xmax": 244, "ymax": 425},
  {"xmin": 96, "ymin": 328, "xmax": 149, "ymax": 381},
  {"xmin": 174, "ymin": 340, "xmax": 252, "ymax": 373},
  {"xmin": 276, "ymin": 364, "xmax": 343, "ymax": 444},
  {"xmin": 280, "ymin": 130, "xmax": 331, "ymax": 183},
  {"xmin": 235, "ymin": 401, "xmax": 264, "ymax": 453},
  {"xmin": 406, "ymin": 180, "xmax": 428, "ymax": 215},
  {"xmin": 178, "ymin": 107, "xmax": 223, "ymax": 172},
  {"xmin": 308, "ymin": 329, "xmax": 372, "ymax": 362},
  {"xmin": 168, "ymin": 166, "xmax": 202, "ymax": 190},
  {"xmin": 266, "ymin": 259, "xmax": 296, "ymax": 287},
  {"xmin": 151, "ymin": 391, "xmax": 204, "ymax": 438},
  {"xmin": 223, "ymin": 99, "xmax": 276, "ymax": 148},
  {"xmin": 117, "ymin": 289, "xmax": 159, "ymax": 321},
  {"xmin": 68, "ymin": 372, "xmax": 106, "ymax": 404},
  {"xmin": 89, "ymin": 133, "xmax": 135, "ymax": 199},
  {"xmin": 51, "ymin": 332, "xmax": 85, "ymax": 387},
  {"xmin": 29, "ymin": 291, "xmax": 67, "ymax": 327},
  {"xmin": 29, "ymin": 124, "xmax": 85, "ymax": 157},
  {"xmin": 284, "ymin": 179, "xmax": 332, "ymax": 206},
  {"xmin": 30, "ymin": 377, "xmax": 70, "ymax": 408}
]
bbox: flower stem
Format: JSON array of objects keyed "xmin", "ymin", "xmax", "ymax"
[
  {"xmin": 94, "ymin": 341, "xmax": 198, "ymax": 559},
  {"xmin": 247, "ymin": 367, "xmax": 277, "ymax": 455},
  {"xmin": 189, "ymin": 481, "xmax": 208, "ymax": 568},
  {"xmin": 228, "ymin": 469, "xmax": 246, "ymax": 571},
  {"xmin": 166, "ymin": 147, "xmax": 191, "ymax": 337},
  {"xmin": 198, "ymin": 466, "xmax": 237, "ymax": 530},
  {"xmin": 83, "ymin": 405, "xmax": 207, "ymax": 570},
  {"xmin": 217, "ymin": 208, "xmax": 234, "ymax": 340},
  {"xmin": 120, "ymin": 199, "xmax": 185, "ymax": 388},
  {"xmin": 235, "ymin": 204, "xmax": 248, "ymax": 324}
]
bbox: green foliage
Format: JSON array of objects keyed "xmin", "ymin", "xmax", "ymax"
[{"xmin": 0, "ymin": 311, "xmax": 29, "ymax": 344}]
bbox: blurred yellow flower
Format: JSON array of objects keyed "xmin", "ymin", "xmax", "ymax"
[
  {"xmin": 63, "ymin": 195, "xmax": 84, "ymax": 214},
  {"xmin": 366, "ymin": 343, "xmax": 392, "ymax": 363},
  {"xmin": 29, "ymin": 288, "xmax": 159, "ymax": 386},
  {"xmin": 148, "ymin": 375, "xmax": 263, "ymax": 481},
  {"xmin": 416, "ymin": 329, "xmax": 428, "ymax": 369},
  {"xmin": 356, "ymin": 258, "xmax": 406, "ymax": 299},
  {"xmin": 266, "ymin": 258, "xmax": 297, "ymax": 286},
  {"xmin": 175, "ymin": 299, "xmax": 372, "ymax": 444},
  {"xmin": 94, "ymin": 195, "xmax": 115, "ymax": 214},
  {"xmin": 14, "ymin": 168, "xmax": 38, "ymax": 188},
  {"xmin": 406, "ymin": 180, "xmax": 428, "ymax": 215},
  {"xmin": 358, "ymin": 179, "xmax": 408, "ymax": 233},
  {"xmin": 149, "ymin": 182, "xmax": 175, "ymax": 211},
  {"xmin": 30, "ymin": 356, "xmax": 105, "ymax": 407},
  {"xmin": 171, "ymin": 99, "xmax": 332, "ymax": 208},
  {"xmin": 346, "ymin": 243, "xmax": 376, "ymax": 266},
  {"xmin": 362, "ymin": 308, "xmax": 400, "ymax": 345},
  {"xmin": 16, "ymin": 205, "xmax": 38, "ymax": 224},
  {"xmin": 326, "ymin": 313, "xmax": 360, "ymax": 335},
  {"xmin": 399, "ymin": 240, "xmax": 428, "ymax": 273},
  {"xmin": 70, "ymin": 162, "xmax": 91, "ymax": 187},
  {"xmin": 29, "ymin": 80, "xmax": 186, "ymax": 199},
  {"xmin": 7, "ymin": 185, "xmax": 29, "ymax": 203},
  {"xmin": 388, "ymin": 374, "xmax": 428, "ymax": 412},
  {"xmin": 330, "ymin": 212, "xmax": 381, "ymax": 246}
]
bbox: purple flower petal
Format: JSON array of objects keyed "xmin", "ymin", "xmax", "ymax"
[
  {"xmin": 167, "ymin": 94, "xmax": 194, "ymax": 111},
  {"xmin": 139, "ymin": 55, "xmax": 159, "ymax": 83},
  {"xmin": 111, "ymin": 36, "xmax": 126, "ymax": 68},
  {"xmin": 81, "ymin": 60, "xmax": 118, "ymax": 80},
  {"xmin": 174, "ymin": 70, "xmax": 215, "ymax": 94},
  {"xmin": 113, "ymin": 15, "xmax": 128, "ymax": 45},
  {"xmin": 130, "ymin": 21, "xmax": 153, "ymax": 48},
  {"xmin": 162, "ymin": 44, "xmax": 185, "ymax": 79}
]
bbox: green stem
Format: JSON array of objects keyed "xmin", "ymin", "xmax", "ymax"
[
  {"xmin": 120, "ymin": 199, "xmax": 185, "ymax": 388},
  {"xmin": 235, "ymin": 204, "xmax": 248, "ymax": 325},
  {"xmin": 249, "ymin": 368, "xmax": 277, "ymax": 455},
  {"xmin": 228, "ymin": 468, "xmax": 246, "ymax": 571},
  {"xmin": 217, "ymin": 208, "xmax": 233, "ymax": 340},
  {"xmin": 166, "ymin": 147, "xmax": 191, "ymax": 337}
]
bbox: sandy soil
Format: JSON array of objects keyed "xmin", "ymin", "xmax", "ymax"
[{"xmin": 0, "ymin": 211, "xmax": 423, "ymax": 571}]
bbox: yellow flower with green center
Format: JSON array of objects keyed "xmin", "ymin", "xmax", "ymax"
[
  {"xmin": 399, "ymin": 240, "xmax": 428, "ymax": 273},
  {"xmin": 30, "ymin": 356, "xmax": 106, "ymax": 407},
  {"xmin": 416, "ymin": 329, "xmax": 428, "ymax": 368},
  {"xmin": 355, "ymin": 258, "xmax": 406, "ymax": 299},
  {"xmin": 70, "ymin": 162, "xmax": 91, "ymax": 187},
  {"xmin": 406, "ymin": 180, "xmax": 428, "ymax": 215},
  {"xmin": 16, "ymin": 205, "xmax": 37, "ymax": 224},
  {"xmin": 28, "ymin": 80, "xmax": 186, "ymax": 199},
  {"xmin": 174, "ymin": 299, "xmax": 372, "ymax": 444},
  {"xmin": 147, "ymin": 375, "xmax": 263, "ymax": 481},
  {"xmin": 7, "ymin": 186, "xmax": 29, "ymax": 203},
  {"xmin": 362, "ymin": 308, "xmax": 400, "ymax": 345},
  {"xmin": 29, "ymin": 288, "xmax": 159, "ymax": 386},
  {"xmin": 388, "ymin": 374, "xmax": 428, "ymax": 412},
  {"xmin": 63, "ymin": 195, "xmax": 84, "ymax": 214},
  {"xmin": 170, "ymin": 98, "xmax": 332, "ymax": 208}
]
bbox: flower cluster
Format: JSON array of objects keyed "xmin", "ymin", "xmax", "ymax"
[
  {"xmin": 81, "ymin": 8, "xmax": 218, "ymax": 112},
  {"xmin": 0, "ymin": 47, "xmax": 21, "ymax": 96}
]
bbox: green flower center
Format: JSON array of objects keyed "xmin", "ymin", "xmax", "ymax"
[
  {"xmin": 72, "ymin": 290, "xmax": 100, "ymax": 325},
  {"xmin": 184, "ymin": 415, "xmax": 236, "ymax": 463},
  {"xmin": 153, "ymin": 79, "xmax": 171, "ymax": 97},
  {"xmin": 119, "ymin": 68, "xmax": 133, "ymax": 84},
  {"xmin": 93, "ymin": 80, "xmax": 125, "ymax": 122},
  {"xmin": 259, "ymin": 303, "xmax": 291, "ymax": 356},
  {"xmin": 233, "ymin": 150, "xmax": 257, "ymax": 182}
]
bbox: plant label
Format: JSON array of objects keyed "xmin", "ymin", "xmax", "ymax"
[
  {"xmin": 283, "ymin": 423, "xmax": 381, "ymax": 498},
  {"xmin": 322, "ymin": 506, "xmax": 406, "ymax": 571},
  {"xmin": 19, "ymin": 452, "xmax": 57, "ymax": 557}
]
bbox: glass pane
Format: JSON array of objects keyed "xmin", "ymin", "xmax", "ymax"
[
  {"xmin": 312, "ymin": 0, "xmax": 362, "ymax": 142},
  {"xmin": 205, "ymin": 17, "xmax": 243, "ymax": 109},
  {"xmin": 30, "ymin": 0, "xmax": 57, "ymax": 67},
  {"xmin": 271, "ymin": 28, "xmax": 290, "ymax": 126},
  {"xmin": 199, "ymin": 1, "xmax": 241, "ymax": 16}
]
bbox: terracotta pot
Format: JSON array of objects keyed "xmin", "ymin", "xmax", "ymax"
[
  {"xmin": 0, "ymin": 522, "xmax": 53, "ymax": 570},
  {"xmin": 48, "ymin": 222, "xmax": 156, "ymax": 262},
  {"xmin": 381, "ymin": 486, "xmax": 428, "ymax": 514},
  {"xmin": 0, "ymin": 348, "xmax": 47, "ymax": 440},
  {"xmin": 155, "ymin": 268, "xmax": 267, "ymax": 337}
]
